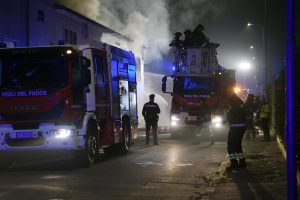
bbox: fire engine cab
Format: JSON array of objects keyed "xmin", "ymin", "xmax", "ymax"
[
  {"xmin": 162, "ymin": 32, "xmax": 235, "ymax": 138},
  {"xmin": 0, "ymin": 43, "xmax": 138, "ymax": 167}
]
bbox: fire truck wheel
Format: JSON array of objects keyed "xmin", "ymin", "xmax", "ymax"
[
  {"xmin": 118, "ymin": 123, "xmax": 131, "ymax": 155},
  {"xmin": 0, "ymin": 158, "xmax": 17, "ymax": 170},
  {"xmin": 78, "ymin": 123, "xmax": 99, "ymax": 167}
]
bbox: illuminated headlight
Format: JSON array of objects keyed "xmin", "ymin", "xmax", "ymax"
[
  {"xmin": 212, "ymin": 116, "xmax": 222, "ymax": 123},
  {"xmin": 212, "ymin": 116, "xmax": 222, "ymax": 128},
  {"xmin": 55, "ymin": 129, "xmax": 73, "ymax": 139},
  {"xmin": 214, "ymin": 123, "xmax": 221, "ymax": 128},
  {"xmin": 171, "ymin": 121, "xmax": 177, "ymax": 126},
  {"xmin": 171, "ymin": 115, "xmax": 180, "ymax": 121}
]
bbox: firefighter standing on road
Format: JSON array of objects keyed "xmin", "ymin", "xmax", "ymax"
[
  {"xmin": 227, "ymin": 92, "xmax": 247, "ymax": 169},
  {"xmin": 142, "ymin": 94, "xmax": 161, "ymax": 145}
]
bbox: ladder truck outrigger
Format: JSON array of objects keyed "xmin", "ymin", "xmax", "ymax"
[
  {"xmin": 0, "ymin": 43, "xmax": 138, "ymax": 168},
  {"xmin": 162, "ymin": 25, "xmax": 236, "ymax": 138}
]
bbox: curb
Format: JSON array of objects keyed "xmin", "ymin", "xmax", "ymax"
[{"xmin": 276, "ymin": 136, "xmax": 300, "ymax": 186}]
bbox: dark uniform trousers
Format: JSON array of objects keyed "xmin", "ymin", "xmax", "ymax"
[
  {"xmin": 142, "ymin": 100, "xmax": 160, "ymax": 145},
  {"xmin": 227, "ymin": 126, "xmax": 245, "ymax": 155},
  {"xmin": 145, "ymin": 118, "xmax": 158, "ymax": 144}
]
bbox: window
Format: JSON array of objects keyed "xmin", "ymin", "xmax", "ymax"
[
  {"xmin": 37, "ymin": 10, "xmax": 45, "ymax": 22},
  {"xmin": 0, "ymin": 57, "xmax": 67, "ymax": 90},
  {"xmin": 129, "ymin": 84, "xmax": 137, "ymax": 118},
  {"xmin": 94, "ymin": 56, "xmax": 104, "ymax": 85},
  {"xmin": 128, "ymin": 64, "xmax": 136, "ymax": 82},
  {"xmin": 64, "ymin": 29, "xmax": 77, "ymax": 44},
  {"xmin": 72, "ymin": 57, "xmax": 83, "ymax": 104},
  {"xmin": 119, "ymin": 80, "xmax": 129, "ymax": 111}
]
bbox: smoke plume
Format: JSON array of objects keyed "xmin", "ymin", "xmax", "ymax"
[
  {"xmin": 167, "ymin": 0, "xmax": 226, "ymax": 33},
  {"xmin": 57, "ymin": 0, "xmax": 171, "ymax": 63},
  {"xmin": 56, "ymin": 0, "xmax": 226, "ymax": 64},
  {"xmin": 56, "ymin": 0, "xmax": 101, "ymax": 21}
]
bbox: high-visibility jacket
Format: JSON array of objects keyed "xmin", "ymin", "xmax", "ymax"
[{"xmin": 260, "ymin": 103, "xmax": 270, "ymax": 119}]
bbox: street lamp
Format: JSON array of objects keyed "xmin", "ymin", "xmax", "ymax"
[
  {"xmin": 238, "ymin": 61, "xmax": 251, "ymax": 89},
  {"xmin": 247, "ymin": 22, "xmax": 267, "ymax": 96}
]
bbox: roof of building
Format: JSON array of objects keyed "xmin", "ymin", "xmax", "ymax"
[{"xmin": 54, "ymin": 4, "xmax": 132, "ymax": 42}]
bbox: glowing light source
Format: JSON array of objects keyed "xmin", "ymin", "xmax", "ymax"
[
  {"xmin": 66, "ymin": 50, "xmax": 72, "ymax": 54},
  {"xmin": 171, "ymin": 121, "xmax": 177, "ymax": 126},
  {"xmin": 215, "ymin": 123, "xmax": 221, "ymax": 128},
  {"xmin": 239, "ymin": 62, "xmax": 251, "ymax": 71},
  {"xmin": 234, "ymin": 86, "xmax": 241, "ymax": 93},
  {"xmin": 55, "ymin": 129, "xmax": 71, "ymax": 138},
  {"xmin": 171, "ymin": 115, "xmax": 180, "ymax": 121},
  {"xmin": 212, "ymin": 116, "xmax": 222, "ymax": 123}
]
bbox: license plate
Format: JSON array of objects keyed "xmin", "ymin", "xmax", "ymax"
[
  {"xmin": 16, "ymin": 132, "xmax": 34, "ymax": 139},
  {"xmin": 180, "ymin": 112, "xmax": 189, "ymax": 117}
]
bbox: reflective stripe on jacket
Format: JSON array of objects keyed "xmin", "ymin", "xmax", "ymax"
[{"xmin": 260, "ymin": 104, "xmax": 270, "ymax": 119}]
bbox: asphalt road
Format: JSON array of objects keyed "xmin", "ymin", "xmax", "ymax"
[{"xmin": 0, "ymin": 129, "xmax": 229, "ymax": 200}]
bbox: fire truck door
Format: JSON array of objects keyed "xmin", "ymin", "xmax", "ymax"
[{"xmin": 110, "ymin": 60, "xmax": 121, "ymax": 119}]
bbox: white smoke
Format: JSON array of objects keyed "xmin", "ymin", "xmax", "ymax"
[
  {"xmin": 167, "ymin": 0, "xmax": 226, "ymax": 32},
  {"xmin": 56, "ymin": 0, "xmax": 100, "ymax": 21},
  {"xmin": 97, "ymin": 0, "xmax": 171, "ymax": 63},
  {"xmin": 138, "ymin": 72, "xmax": 171, "ymax": 127},
  {"xmin": 57, "ymin": 0, "xmax": 171, "ymax": 63},
  {"xmin": 56, "ymin": 0, "xmax": 225, "ymax": 64}
]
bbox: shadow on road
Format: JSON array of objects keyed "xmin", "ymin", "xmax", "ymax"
[{"xmin": 230, "ymin": 169, "xmax": 274, "ymax": 199}]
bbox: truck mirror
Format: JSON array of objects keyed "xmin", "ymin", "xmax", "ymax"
[
  {"xmin": 162, "ymin": 82, "xmax": 166, "ymax": 93},
  {"xmin": 82, "ymin": 57, "xmax": 91, "ymax": 68}
]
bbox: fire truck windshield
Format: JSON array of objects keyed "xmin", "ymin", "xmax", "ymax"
[
  {"xmin": 0, "ymin": 57, "xmax": 67, "ymax": 91},
  {"xmin": 173, "ymin": 76, "xmax": 216, "ymax": 96}
]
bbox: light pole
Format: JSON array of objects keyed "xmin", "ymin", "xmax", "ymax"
[{"xmin": 247, "ymin": 22, "xmax": 267, "ymax": 96}]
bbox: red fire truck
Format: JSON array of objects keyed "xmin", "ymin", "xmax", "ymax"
[
  {"xmin": 162, "ymin": 41, "xmax": 235, "ymax": 138},
  {"xmin": 0, "ymin": 43, "xmax": 138, "ymax": 167}
]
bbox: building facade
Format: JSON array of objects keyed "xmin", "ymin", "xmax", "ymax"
[{"xmin": 0, "ymin": 0, "xmax": 129, "ymax": 49}]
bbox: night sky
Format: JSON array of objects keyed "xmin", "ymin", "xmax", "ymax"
[{"xmin": 159, "ymin": 0, "xmax": 287, "ymax": 94}]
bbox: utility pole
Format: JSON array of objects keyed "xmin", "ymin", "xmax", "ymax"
[{"xmin": 264, "ymin": 0, "xmax": 268, "ymax": 99}]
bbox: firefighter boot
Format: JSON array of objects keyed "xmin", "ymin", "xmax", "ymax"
[
  {"xmin": 239, "ymin": 158, "xmax": 246, "ymax": 168},
  {"xmin": 229, "ymin": 159, "xmax": 238, "ymax": 170},
  {"xmin": 145, "ymin": 134, "xmax": 150, "ymax": 145}
]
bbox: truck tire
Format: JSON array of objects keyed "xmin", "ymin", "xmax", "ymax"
[
  {"xmin": 77, "ymin": 122, "xmax": 99, "ymax": 168},
  {"xmin": 118, "ymin": 122, "xmax": 131, "ymax": 155}
]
